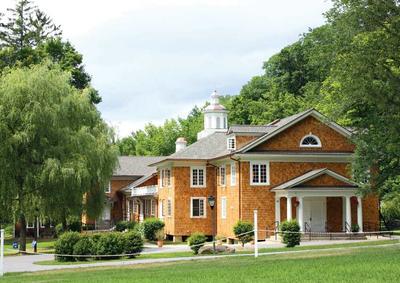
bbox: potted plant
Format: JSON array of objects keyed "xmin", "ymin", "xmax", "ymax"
[{"xmin": 156, "ymin": 228, "xmax": 164, "ymax": 247}]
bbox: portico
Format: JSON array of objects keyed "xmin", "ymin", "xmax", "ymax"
[{"xmin": 272, "ymin": 168, "xmax": 363, "ymax": 233}]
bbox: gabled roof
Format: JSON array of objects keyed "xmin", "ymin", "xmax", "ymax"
[
  {"xmin": 150, "ymin": 132, "xmax": 230, "ymax": 166},
  {"xmin": 228, "ymin": 125, "xmax": 272, "ymax": 135},
  {"xmin": 121, "ymin": 173, "xmax": 156, "ymax": 193},
  {"xmin": 114, "ymin": 156, "xmax": 164, "ymax": 176},
  {"xmin": 272, "ymin": 168, "xmax": 357, "ymax": 191},
  {"xmin": 236, "ymin": 109, "xmax": 353, "ymax": 153}
]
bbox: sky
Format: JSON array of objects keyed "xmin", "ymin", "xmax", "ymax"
[{"xmin": 0, "ymin": 0, "xmax": 332, "ymax": 138}]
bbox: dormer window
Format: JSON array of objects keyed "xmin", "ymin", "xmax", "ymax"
[
  {"xmin": 227, "ymin": 137, "xmax": 236, "ymax": 150},
  {"xmin": 300, "ymin": 134, "xmax": 322, "ymax": 148}
]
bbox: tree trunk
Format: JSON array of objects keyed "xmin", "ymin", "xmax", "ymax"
[{"xmin": 19, "ymin": 213, "xmax": 27, "ymax": 252}]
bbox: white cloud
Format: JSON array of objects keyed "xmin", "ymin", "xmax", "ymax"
[{"xmin": 0, "ymin": 0, "xmax": 332, "ymax": 137}]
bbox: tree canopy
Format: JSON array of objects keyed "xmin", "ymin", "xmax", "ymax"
[{"xmin": 0, "ymin": 63, "xmax": 118, "ymax": 250}]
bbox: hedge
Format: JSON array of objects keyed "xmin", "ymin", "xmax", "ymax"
[
  {"xmin": 187, "ymin": 232, "xmax": 207, "ymax": 254},
  {"xmin": 142, "ymin": 218, "xmax": 165, "ymax": 241},
  {"xmin": 54, "ymin": 231, "xmax": 81, "ymax": 261},
  {"xmin": 233, "ymin": 221, "xmax": 254, "ymax": 247},
  {"xmin": 280, "ymin": 220, "xmax": 301, "ymax": 247}
]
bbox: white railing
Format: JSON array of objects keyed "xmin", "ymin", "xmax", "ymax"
[{"xmin": 131, "ymin": 185, "xmax": 158, "ymax": 197}]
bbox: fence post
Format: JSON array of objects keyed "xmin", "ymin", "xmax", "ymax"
[
  {"xmin": 254, "ymin": 210, "xmax": 258, "ymax": 258},
  {"xmin": 1, "ymin": 229, "xmax": 4, "ymax": 277}
]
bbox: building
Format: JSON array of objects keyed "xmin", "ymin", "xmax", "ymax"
[{"xmin": 108, "ymin": 91, "xmax": 379, "ymax": 241}]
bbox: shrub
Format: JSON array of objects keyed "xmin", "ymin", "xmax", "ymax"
[
  {"xmin": 124, "ymin": 231, "xmax": 144, "ymax": 258},
  {"xmin": 280, "ymin": 220, "xmax": 301, "ymax": 248},
  {"xmin": 54, "ymin": 231, "xmax": 81, "ymax": 261},
  {"xmin": 115, "ymin": 220, "xmax": 136, "ymax": 232},
  {"xmin": 142, "ymin": 218, "xmax": 165, "ymax": 241},
  {"xmin": 55, "ymin": 223, "xmax": 64, "ymax": 237},
  {"xmin": 187, "ymin": 232, "xmax": 207, "ymax": 254},
  {"xmin": 96, "ymin": 232, "xmax": 126, "ymax": 259},
  {"xmin": 73, "ymin": 235, "xmax": 95, "ymax": 260},
  {"xmin": 351, "ymin": 224, "xmax": 360, "ymax": 233},
  {"xmin": 233, "ymin": 221, "xmax": 254, "ymax": 247}
]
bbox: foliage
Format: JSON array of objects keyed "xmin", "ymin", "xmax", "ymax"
[
  {"xmin": 55, "ymin": 224, "xmax": 64, "ymax": 237},
  {"xmin": 233, "ymin": 221, "xmax": 254, "ymax": 247},
  {"xmin": 115, "ymin": 220, "xmax": 136, "ymax": 232},
  {"xmin": 72, "ymin": 235, "xmax": 95, "ymax": 260},
  {"xmin": 155, "ymin": 228, "xmax": 165, "ymax": 241},
  {"xmin": 142, "ymin": 218, "xmax": 165, "ymax": 241},
  {"xmin": 187, "ymin": 232, "xmax": 207, "ymax": 254},
  {"xmin": 0, "ymin": 63, "xmax": 118, "ymax": 251},
  {"xmin": 123, "ymin": 231, "xmax": 144, "ymax": 258},
  {"xmin": 54, "ymin": 231, "xmax": 81, "ymax": 261},
  {"xmin": 280, "ymin": 220, "xmax": 301, "ymax": 248},
  {"xmin": 95, "ymin": 232, "xmax": 127, "ymax": 259},
  {"xmin": 351, "ymin": 224, "xmax": 360, "ymax": 233},
  {"xmin": 67, "ymin": 216, "xmax": 82, "ymax": 232},
  {"xmin": 0, "ymin": 1, "xmax": 99, "ymax": 103}
]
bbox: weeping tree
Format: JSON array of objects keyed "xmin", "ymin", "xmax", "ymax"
[{"xmin": 0, "ymin": 63, "xmax": 118, "ymax": 251}]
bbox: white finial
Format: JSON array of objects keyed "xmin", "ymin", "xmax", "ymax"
[{"xmin": 211, "ymin": 90, "xmax": 219, "ymax": 104}]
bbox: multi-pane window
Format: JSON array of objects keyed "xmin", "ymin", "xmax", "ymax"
[
  {"xmin": 105, "ymin": 182, "xmax": 111, "ymax": 193},
  {"xmin": 145, "ymin": 199, "xmax": 152, "ymax": 216},
  {"xmin": 191, "ymin": 198, "xmax": 206, "ymax": 218},
  {"xmin": 230, "ymin": 162, "xmax": 236, "ymax": 186},
  {"xmin": 219, "ymin": 166, "xmax": 226, "ymax": 186},
  {"xmin": 191, "ymin": 166, "xmax": 206, "ymax": 187},
  {"xmin": 151, "ymin": 199, "xmax": 156, "ymax": 216},
  {"xmin": 300, "ymin": 135, "xmax": 321, "ymax": 147},
  {"xmin": 167, "ymin": 198, "xmax": 172, "ymax": 216},
  {"xmin": 250, "ymin": 161, "xmax": 270, "ymax": 185},
  {"xmin": 227, "ymin": 137, "xmax": 236, "ymax": 150},
  {"xmin": 221, "ymin": 197, "xmax": 227, "ymax": 219},
  {"xmin": 161, "ymin": 169, "xmax": 171, "ymax": 187}
]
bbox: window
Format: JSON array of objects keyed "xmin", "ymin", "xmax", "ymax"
[
  {"xmin": 216, "ymin": 117, "xmax": 221, "ymax": 129},
  {"xmin": 145, "ymin": 199, "xmax": 151, "ymax": 216},
  {"xmin": 219, "ymin": 166, "xmax": 226, "ymax": 186},
  {"xmin": 227, "ymin": 137, "xmax": 236, "ymax": 150},
  {"xmin": 191, "ymin": 166, "xmax": 206, "ymax": 187},
  {"xmin": 151, "ymin": 199, "xmax": 156, "ymax": 216},
  {"xmin": 221, "ymin": 197, "xmax": 227, "ymax": 219},
  {"xmin": 300, "ymin": 134, "xmax": 322, "ymax": 147},
  {"xmin": 105, "ymin": 182, "xmax": 111, "ymax": 193},
  {"xmin": 223, "ymin": 117, "xmax": 227, "ymax": 129},
  {"xmin": 159, "ymin": 200, "xmax": 164, "ymax": 218},
  {"xmin": 191, "ymin": 197, "xmax": 206, "ymax": 218},
  {"xmin": 161, "ymin": 168, "xmax": 171, "ymax": 187},
  {"xmin": 230, "ymin": 162, "xmax": 236, "ymax": 186},
  {"xmin": 27, "ymin": 221, "xmax": 35, "ymax": 228},
  {"xmin": 167, "ymin": 198, "xmax": 172, "ymax": 217},
  {"xmin": 250, "ymin": 161, "xmax": 270, "ymax": 185}
]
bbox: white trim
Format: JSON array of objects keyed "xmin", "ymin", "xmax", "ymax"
[
  {"xmin": 239, "ymin": 109, "xmax": 352, "ymax": 153},
  {"xmin": 160, "ymin": 168, "xmax": 172, "ymax": 188},
  {"xmin": 190, "ymin": 166, "xmax": 206, "ymax": 188},
  {"xmin": 299, "ymin": 134, "xmax": 322, "ymax": 148},
  {"xmin": 219, "ymin": 165, "xmax": 226, "ymax": 186},
  {"xmin": 190, "ymin": 197, "xmax": 207, "ymax": 218},
  {"xmin": 250, "ymin": 161, "xmax": 270, "ymax": 186},
  {"xmin": 227, "ymin": 137, "xmax": 236, "ymax": 151},
  {"xmin": 105, "ymin": 182, "xmax": 111, "ymax": 193},
  {"xmin": 167, "ymin": 198, "xmax": 172, "ymax": 217},
  {"xmin": 236, "ymin": 153, "xmax": 352, "ymax": 163},
  {"xmin": 27, "ymin": 222, "xmax": 35, "ymax": 229},
  {"xmin": 230, "ymin": 162, "xmax": 236, "ymax": 186},
  {"xmin": 221, "ymin": 197, "xmax": 227, "ymax": 219}
]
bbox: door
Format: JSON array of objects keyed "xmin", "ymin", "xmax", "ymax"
[{"xmin": 303, "ymin": 197, "xmax": 326, "ymax": 232}]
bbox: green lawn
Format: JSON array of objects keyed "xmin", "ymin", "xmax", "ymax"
[
  {"xmin": 2, "ymin": 244, "xmax": 400, "ymax": 282},
  {"xmin": 33, "ymin": 239, "xmax": 397, "ymax": 265},
  {"xmin": 4, "ymin": 238, "xmax": 55, "ymax": 256}
]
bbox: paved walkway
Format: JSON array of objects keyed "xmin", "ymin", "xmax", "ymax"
[{"xmin": 3, "ymin": 236, "xmax": 397, "ymax": 273}]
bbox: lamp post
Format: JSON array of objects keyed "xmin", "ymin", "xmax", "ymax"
[{"xmin": 207, "ymin": 195, "xmax": 216, "ymax": 254}]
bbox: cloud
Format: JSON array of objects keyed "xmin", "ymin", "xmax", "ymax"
[{"xmin": 0, "ymin": 0, "xmax": 332, "ymax": 138}]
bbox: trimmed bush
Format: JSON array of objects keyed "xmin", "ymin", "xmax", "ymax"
[
  {"xmin": 54, "ymin": 231, "xmax": 81, "ymax": 261},
  {"xmin": 96, "ymin": 232, "xmax": 126, "ymax": 259},
  {"xmin": 124, "ymin": 231, "xmax": 144, "ymax": 258},
  {"xmin": 187, "ymin": 232, "xmax": 207, "ymax": 254},
  {"xmin": 280, "ymin": 220, "xmax": 301, "ymax": 247},
  {"xmin": 233, "ymin": 221, "xmax": 254, "ymax": 247},
  {"xmin": 351, "ymin": 224, "xmax": 360, "ymax": 233},
  {"xmin": 115, "ymin": 220, "xmax": 136, "ymax": 232},
  {"xmin": 55, "ymin": 223, "xmax": 64, "ymax": 237},
  {"xmin": 73, "ymin": 235, "xmax": 95, "ymax": 260},
  {"xmin": 142, "ymin": 218, "xmax": 165, "ymax": 241}
]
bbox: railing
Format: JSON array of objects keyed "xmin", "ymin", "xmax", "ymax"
[
  {"xmin": 304, "ymin": 222, "xmax": 311, "ymax": 240},
  {"xmin": 274, "ymin": 221, "xmax": 280, "ymax": 240},
  {"xmin": 131, "ymin": 185, "xmax": 158, "ymax": 197},
  {"xmin": 345, "ymin": 221, "xmax": 351, "ymax": 233}
]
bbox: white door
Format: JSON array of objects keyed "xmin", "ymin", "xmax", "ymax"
[{"xmin": 303, "ymin": 197, "xmax": 326, "ymax": 232}]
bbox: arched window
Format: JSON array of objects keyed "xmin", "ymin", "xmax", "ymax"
[{"xmin": 300, "ymin": 134, "xmax": 322, "ymax": 147}]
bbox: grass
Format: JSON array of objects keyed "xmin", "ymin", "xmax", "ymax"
[
  {"xmin": 33, "ymin": 239, "xmax": 397, "ymax": 266},
  {"xmin": 4, "ymin": 238, "xmax": 56, "ymax": 256},
  {"xmin": 2, "ymin": 244, "xmax": 400, "ymax": 282}
]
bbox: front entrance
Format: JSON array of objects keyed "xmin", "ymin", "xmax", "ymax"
[{"xmin": 303, "ymin": 197, "xmax": 326, "ymax": 232}]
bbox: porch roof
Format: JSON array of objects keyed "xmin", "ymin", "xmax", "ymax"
[{"xmin": 271, "ymin": 168, "xmax": 358, "ymax": 191}]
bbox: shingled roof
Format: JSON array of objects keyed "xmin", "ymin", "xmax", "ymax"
[{"xmin": 114, "ymin": 156, "xmax": 164, "ymax": 176}]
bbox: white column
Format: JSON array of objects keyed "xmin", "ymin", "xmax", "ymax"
[
  {"xmin": 275, "ymin": 197, "xmax": 281, "ymax": 223},
  {"xmin": 139, "ymin": 200, "xmax": 144, "ymax": 222},
  {"xmin": 287, "ymin": 196, "xmax": 292, "ymax": 221},
  {"xmin": 127, "ymin": 199, "xmax": 131, "ymax": 221},
  {"xmin": 345, "ymin": 196, "xmax": 352, "ymax": 233},
  {"xmin": 297, "ymin": 197, "xmax": 304, "ymax": 232},
  {"xmin": 357, "ymin": 197, "xmax": 363, "ymax": 232},
  {"xmin": 254, "ymin": 210, "xmax": 258, "ymax": 258}
]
